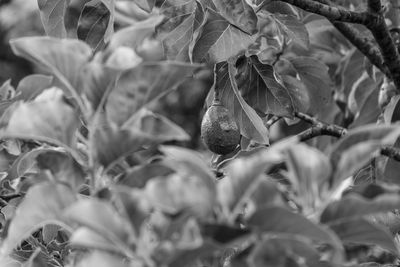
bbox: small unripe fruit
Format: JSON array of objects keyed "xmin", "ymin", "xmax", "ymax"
[{"xmin": 201, "ymin": 100, "xmax": 240, "ymax": 155}]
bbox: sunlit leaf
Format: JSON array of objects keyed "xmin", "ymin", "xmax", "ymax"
[
  {"xmin": 321, "ymin": 194, "xmax": 400, "ymax": 224},
  {"xmin": 65, "ymin": 198, "xmax": 136, "ymax": 248},
  {"xmin": 134, "ymin": 0, "xmax": 156, "ymax": 12},
  {"xmin": 0, "ymin": 88, "xmax": 80, "ymax": 148},
  {"xmin": 329, "ymin": 218, "xmax": 399, "ymax": 255},
  {"xmin": 286, "ymin": 143, "xmax": 331, "ymax": 212},
  {"xmin": 14, "ymin": 74, "xmax": 53, "ymax": 101},
  {"xmin": 192, "ymin": 9, "xmax": 255, "ymax": 63},
  {"xmin": 77, "ymin": 0, "xmax": 111, "ymax": 51},
  {"xmin": 211, "ymin": 0, "xmax": 258, "ymax": 35},
  {"xmin": 106, "ymin": 61, "xmax": 200, "ymax": 126},
  {"xmin": 289, "ymin": 57, "xmax": 332, "ymax": 116},
  {"xmin": 1, "ymin": 182, "xmax": 76, "ymax": 254},
  {"xmin": 76, "ymin": 251, "xmax": 129, "ymax": 267},
  {"xmin": 215, "ymin": 61, "xmax": 269, "ymax": 144},
  {"xmin": 248, "ymin": 205, "xmax": 343, "ymax": 252},
  {"xmin": 37, "ymin": 0, "xmax": 70, "ymax": 38},
  {"xmin": 159, "ymin": 1, "xmax": 204, "ymax": 61},
  {"xmin": 237, "ymin": 56, "xmax": 295, "ymax": 117},
  {"xmin": 10, "ymin": 37, "xmax": 92, "ymax": 97}
]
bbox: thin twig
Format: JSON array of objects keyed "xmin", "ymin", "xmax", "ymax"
[
  {"xmin": 381, "ymin": 146, "xmax": 400, "ymax": 161},
  {"xmin": 265, "ymin": 115, "xmax": 281, "ymax": 128}
]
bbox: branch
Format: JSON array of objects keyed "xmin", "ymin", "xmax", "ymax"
[
  {"xmin": 294, "ymin": 112, "xmax": 400, "ymax": 162},
  {"xmin": 331, "ymin": 22, "xmax": 388, "ymax": 76},
  {"xmin": 381, "ymin": 146, "xmax": 400, "ymax": 162},
  {"xmin": 270, "ymin": 0, "xmax": 370, "ymax": 24}
]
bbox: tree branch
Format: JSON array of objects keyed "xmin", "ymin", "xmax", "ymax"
[
  {"xmin": 269, "ymin": 0, "xmax": 400, "ymax": 91},
  {"xmin": 271, "ymin": 0, "xmax": 370, "ymax": 24},
  {"xmin": 294, "ymin": 112, "xmax": 400, "ymax": 162}
]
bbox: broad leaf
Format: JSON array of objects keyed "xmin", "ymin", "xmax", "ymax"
[
  {"xmin": 211, "ymin": 0, "xmax": 258, "ymax": 35},
  {"xmin": 330, "ymin": 125, "xmax": 400, "ymax": 186},
  {"xmin": 160, "ymin": 146, "xmax": 215, "ymax": 184},
  {"xmin": 329, "ymin": 218, "xmax": 399, "ymax": 255},
  {"xmin": 0, "ymin": 88, "xmax": 80, "ymax": 148},
  {"xmin": 286, "ymin": 143, "xmax": 331, "ymax": 212},
  {"xmin": 77, "ymin": 0, "xmax": 111, "ymax": 51},
  {"xmin": 65, "ymin": 198, "xmax": 136, "ymax": 249},
  {"xmin": 122, "ymin": 109, "xmax": 190, "ymax": 141},
  {"xmin": 93, "ymin": 110, "xmax": 189, "ymax": 167},
  {"xmin": 76, "ymin": 251, "xmax": 128, "ymax": 267},
  {"xmin": 159, "ymin": 1, "xmax": 204, "ymax": 61},
  {"xmin": 249, "ymin": 236, "xmax": 327, "ymax": 267},
  {"xmin": 215, "ymin": 61, "xmax": 269, "ymax": 144},
  {"xmin": 275, "ymin": 14, "xmax": 309, "ymax": 49},
  {"xmin": 321, "ymin": 194, "xmax": 400, "ymax": 224},
  {"xmin": 217, "ymin": 144, "xmax": 286, "ymax": 217},
  {"xmin": 290, "ymin": 57, "xmax": 332, "ymax": 116},
  {"xmin": 106, "ymin": 61, "xmax": 200, "ymax": 126},
  {"xmin": 350, "ymin": 86, "xmax": 380, "ymax": 128},
  {"xmin": 134, "ymin": 0, "xmax": 156, "ymax": 12},
  {"xmin": 70, "ymin": 227, "xmax": 121, "ymax": 253},
  {"xmin": 81, "ymin": 61, "xmax": 119, "ymax": 111},
  {"xmin": 1, "ymin": 182, "xmax": 76, "ymax": 254},
  {"xmin": 383, "ymin": 137, "xmax": 400, "ymax": 185},
  {"xmin": 108, "ymin": 15, "xmax": 164, "ymax": 50},
  {"xmin": 248, "ymin": 205, "xmax": 343, "ymax": 251},
  {"xmin": 36, "ymin": 149, "xmax": 86, "ymax": 190},
  {"xmin": 237, "ymin": 56, "xmax": 295, "ymax": 117},
  {"xmin": 145, "ymin": 172, "xmax": 216, "ymax": 218},
  {"xmin": 37, "ymin": 0, "xmax": 70, "ymax": 38},
  {"xmin": 384, "ymin": 95, "xmax": 400, "ymax": 123},
  {"xmin": 192, "ymin": 9, "xmax": 255, "ymax": 63},
  {"xmin": 14, "ymin": 74, "xmax": 53, "ymax": 101},
  {"xmin": 10, "ymin": 37, "xmax": 92, "ymax": 98}
]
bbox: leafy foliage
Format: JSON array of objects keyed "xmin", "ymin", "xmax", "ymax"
[{"xmin": 1, "ymin": 0, "xmax": 400, "ymax": 266}]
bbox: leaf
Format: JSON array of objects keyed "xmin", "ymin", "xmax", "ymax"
[
  {"xmin": 108, "ymin": 15, "xmax": 164, "ymax": 50},
  {"xmin": 36, "ymin": 149, "xmax": 86, "ymax": 190},
  {"xmin": 160, "ymin": 146, "xmax": 215, "ymax": 184},
  {"xmin": 248, "ymin": 206, "xmax": 343, "ymax": 250},
  {"xmin": 192, "ymin": 9, "xmax": 255, "ymax": 63},
  {"xmin": 350, "ymin": 85, "xmax": 380, "ymax": 128},
  {"xmin": 330, "ymin": 124, "xmax": 400, "ymax": 166},
  {"xmin": 122, "ymin": 109, "xmax": 189, "ymax": 141},
  {"xmin": 281, "ymin": 74, "xmax": 310, "ymax": 113},
  {"xmin": 0, "ymin": 88, "xmax": 80, "ymax": 148},
  {"xmin": 211, "ymin": 0, "xmax": 258, "ymax": 35},
  {"xmin": 217, "ymin": 146, "xmax": 286, "ymax": 217},
  {"xmin": 134, "ymin": 0, "xmax": 156, "ymax": 12},
  {"xmin": 215, "ymin": 61, "xmax": 269, "ymax": 144},
  {"xmin": 330, "ymin": 125, "xmax": 400, "ymax": 186},
  {"xmin": 321, "ymin": 194, "xmax": 400, "ymax": 224},
  {"xmin": 106, "ymin": 61, "xmax": 200, "ymax": 126},
  {"xmin": 70, "ymin": 227, "xmax": 120, "ymax": 253},
  {"xmin": 384, "ymin": 95, "xmax": 400, "ymax": 123},
  {"xmin": 93, "ymin": 112, "xmax": 189, "ymax": 167},
  {"xmin": 65, "ymin": 198, "xmax": 136, "ymax": 249},
  {"xmin": 286, "ymin": 143, "xmax": 331, "ymax": 211},
  {"xmin": 145, "ymin": 172, "xmax": 216, "ymax": 218},
  {"xmin": 81, "ymin": 61, "xmax": 119, "ymax": 112},
  {"xmin": 329, "ymin": 218, "xmax": 399, "ymax": 255},
  {"xmin": 237, "ymin": 56, "xmax": 295, "ymax": 117},
  {"xmin": 160, "ymin": 1, "xmax": 204, "ymax": 61},
  {"xmin": 37, "ymin": 0, "xmax": 70, "ymax": 38},
  {"xmin": 76, "ymin": 251, "xmax": 128, "ymax": 267},
  {"xmin": 77, "ymin": 0, "xmax": 111, "ymax": 51},
  {"xmin": 117, "ymin": 162, "xmax": 173, "ymax": 188},
  {"xmin": 289, "ymin": 57, "xmax": 332, "ymax": 116},
  {"xmin": 14, "ymin": 74, "xmax": 53, "ymax": 101},
  {"xmin": 1, "ymin": 182, "xmax": 76, "ymax": 254},
  {"xmin": 275, "ymin": 14, "xmax": 309, "ymax": 49},
  {"xmin": 383, "ymin": 137, "xmax": 400, "ymax": 185},
  {"xmin": 10, "ymin": 37, "xmax": 92, "ymax": 97},
  {"xmin": 249, "ymin": 236, "xmax": 325, "ymax": 267}
]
